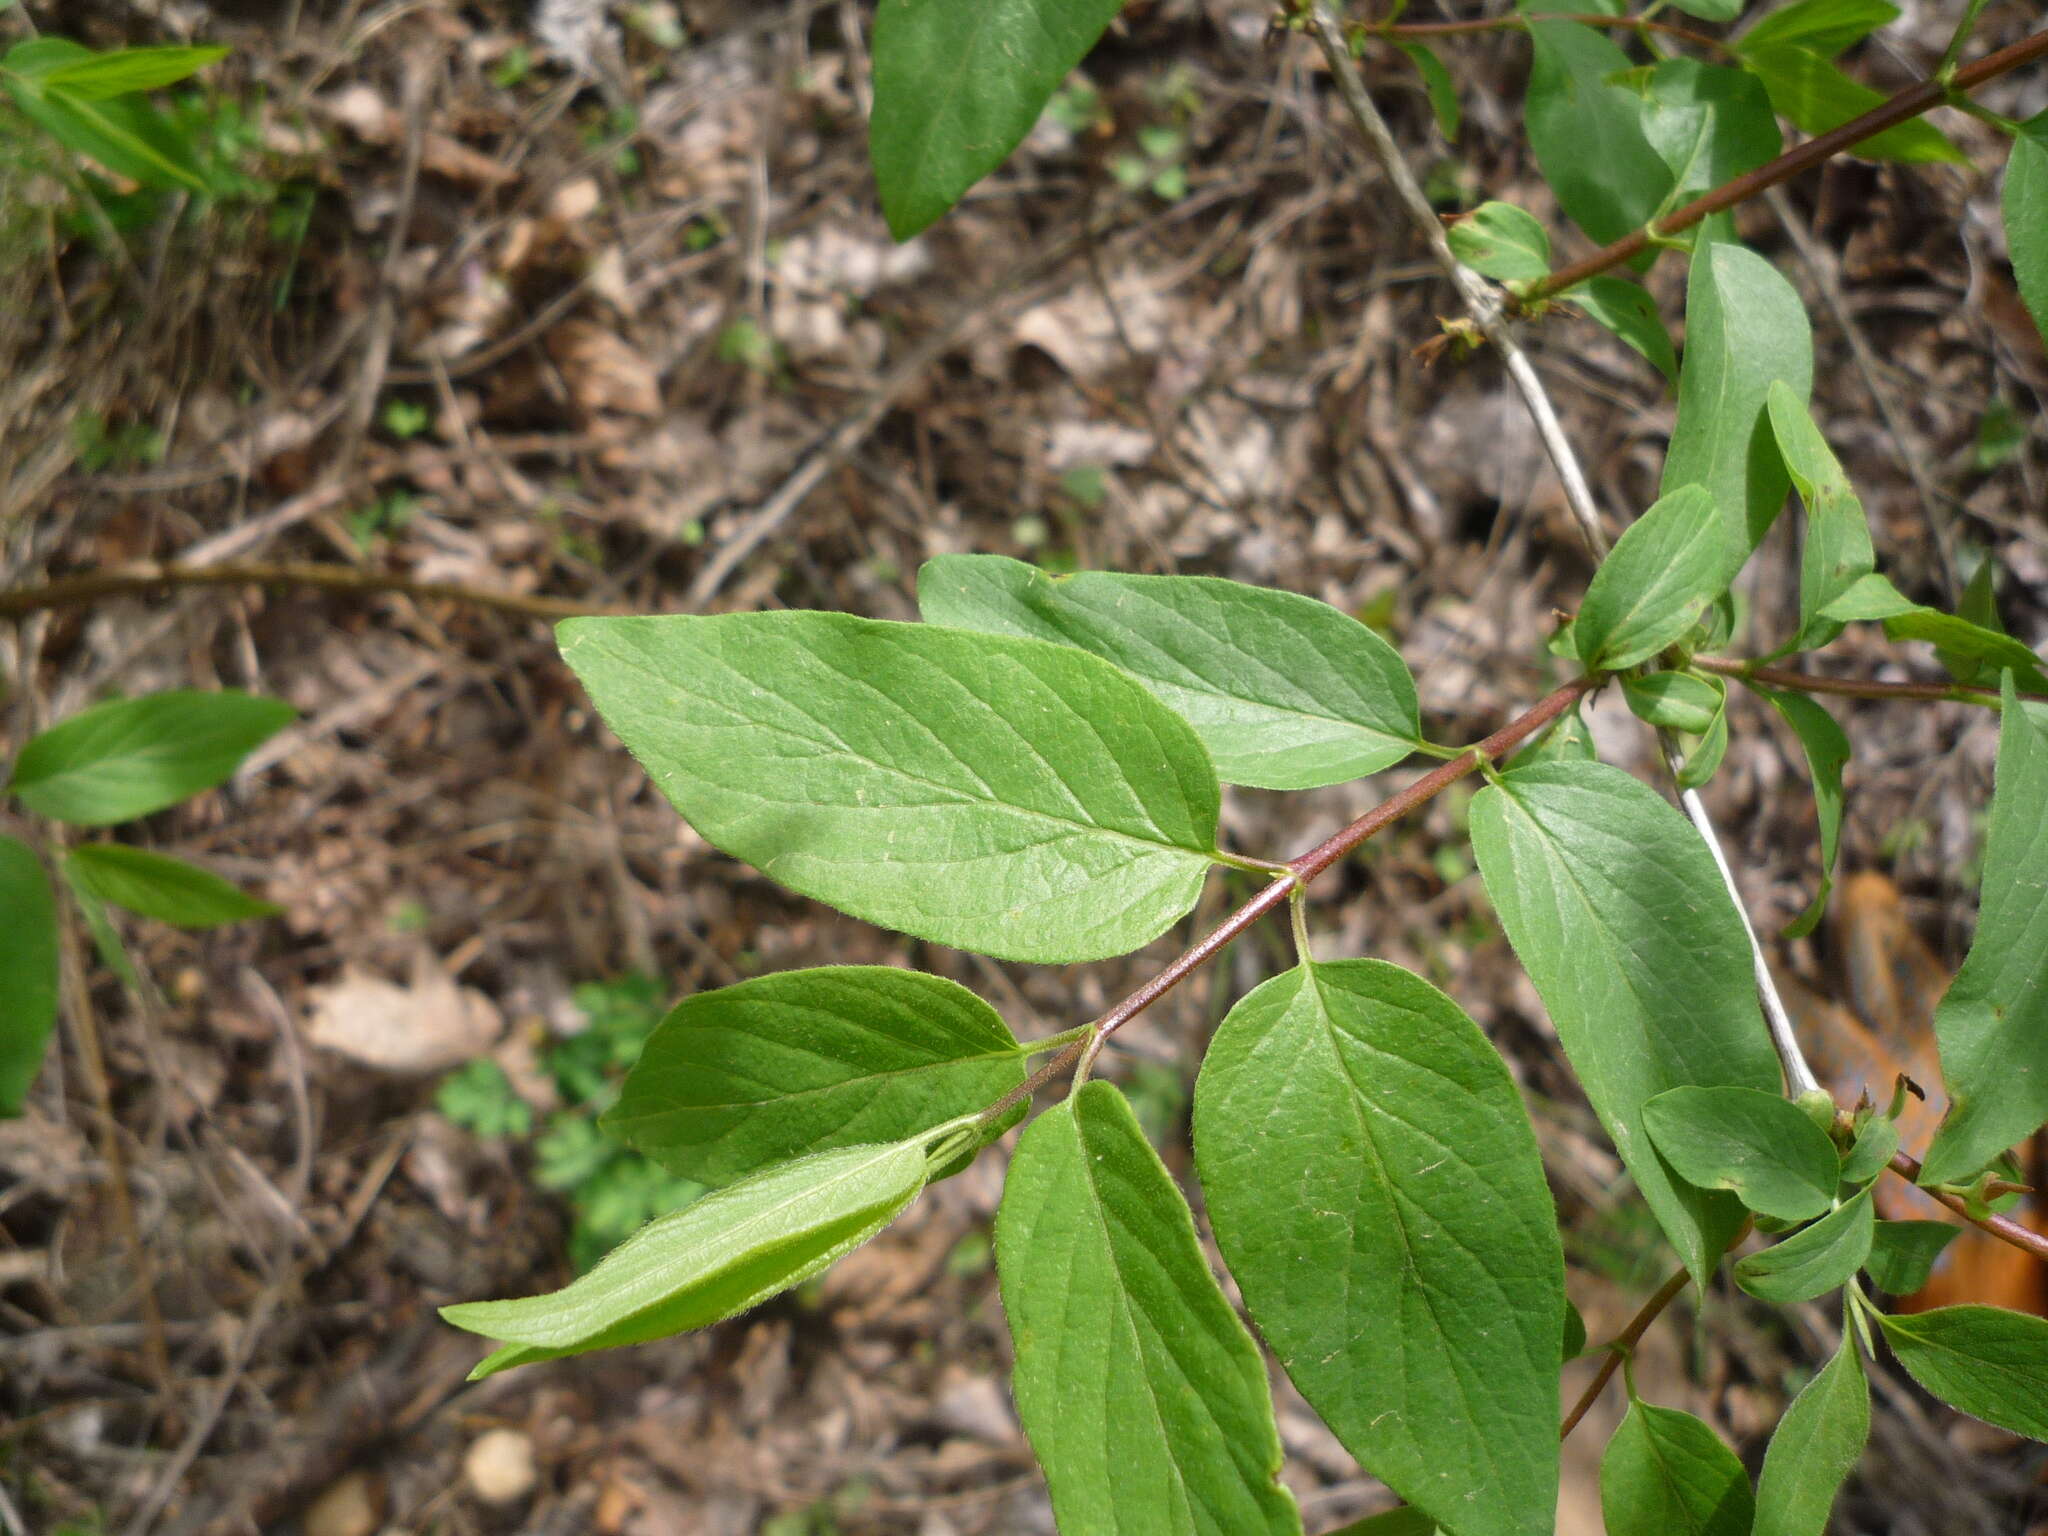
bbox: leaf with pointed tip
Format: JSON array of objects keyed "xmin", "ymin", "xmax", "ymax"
[
  {"xmin": 442, "ymin": 1137, "xmax": 930, "ymax": 1378},
  {"xmin": 1663, "ymin": 242, "xmax": 1813, "ymax": 564},
  {"xmin": 1195, "ymin": 960, "xmax": 1562, "ymax": 1536},
  {"xmin": 1575, "ymin": 485, "xmax": 1734, "ymax": 672},
  {"xmin": 1876, "ymin": 1306, "xmax": 2048, "ymax": 1441},
  {"xmin": 63, "ymin": 844, "xmax": 280, "ymax": 928},
  {"xmin": 1522, "ymin": 20, "xmax": 1674, "ymax": 248},
  {"xmin": 998, "ymin": 1081, "xmax": 1301, "ymax": 1535},
  {"xmin": 7, "ymin": 690, "xmax": 295, "ymax": 826},
  {"xmin": 557, "ymin": 612, "xmax": 1219, "ymax": 964},
  {"xmin": 868, "ymin": 0, "xmax": 1126, "ymax": 240},
  {"xmin": 1735, "ymin": 1187, "xmax": 1874, "ymax": 1302},
  {"xmin": 1742, "ymin": 44, "xmax": 1966, "ymax": 164},
  {"xmin": 917, "ymin": 556, "xmax": 1421, "ymax": 790},
  {"xmin": 1601, "ymin": 1401, "xmax": 1754, "ymax": 1536},
  {"xmin": 1645, "ymin": 1085, "xmax": 1840, "ymax": 1222},
  {"xmin": 1567, "ymin": 276, "xmax": 1679, "ymax": 385},
  {"xmin": 1766, "ymin": 382, "xmax": 1878, "ymax": 654},
  {"xmin": 1471, "ymin": 762, "xmax": 1780, "ymax": 1283},
  {"xmin": 1448, "ymin": 201, "xmax": 1551, "ymax": 283},
  {"xmin": 2008, "ymin": 116, "xmax": 2048, "ymax": 347},
  {"xmin": 1863, "ymin": 1220, "xmax": 1959, "ymax": 1295},
  {"xmin": 1640, "ymin": 60, "xmax": 1782, "ymax": 219},
  {"xmin": 604, "ymin": 966, "xmax": 1026, "ymax": 1186},
  {"xmin": 1837, "ymin": 1113, "xmax": 1898, "ymax": 1184},
  {"xmin": 1736, "ymin": 0, "xmax": 1898, "ymax": 59},
  {"xmin": 1624, "ymin": 672, "xmax": 1725, "ymax": 735},
  {"xmin": 1754, "ymin": 1332, "xmax": 1869, "ymax": 1536},
  {"xmin": 0, "ymin": 836, "xmax": 58, "ymax": 1117},
  {"xmin": 1919, "ymin": 678, "xmax": 2048, "ymax": 1186},
  {"xmin": 1756, "ymin": 688, "xmax": 1849, "ymax": 938},
  {"xmin": 1397, "ymin": 42, "xmax": 1460, "ymax": 142},
  {"xmin": 38, "ymin": 44, "xmax": 228, "ymax": 98}
]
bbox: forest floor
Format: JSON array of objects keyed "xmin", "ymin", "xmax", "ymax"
[{"xmin": 2, "ymin": 0, "xmax": 2045, "ymax": 1532}]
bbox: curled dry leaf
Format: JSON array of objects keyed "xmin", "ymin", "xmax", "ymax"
[
  {"xmin": 304, "ymin": 952, "xmax": 502, "ymax": 1073},
  {"xmin": 545, "ymin": 319, "xmax": 663, "ymax": 418}
]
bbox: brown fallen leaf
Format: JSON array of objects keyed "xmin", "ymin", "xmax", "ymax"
[
  {"xmin": 546, "ymin": 319, "xmax": 663, "ymax": 418},
  {"xmin": 304, "ymin": 949, "xmax": 502, "ymax": 1073}
]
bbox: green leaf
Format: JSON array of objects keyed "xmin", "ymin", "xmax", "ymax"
[
  {"xmin": 1193, "ymin": 960, "xmax": 1562, "ymax": 1536},
  {"xmin": 556, "ymin": 612, "xmax": 1219, "ymax": 964},
  {"xmin": 1567, "ymin": 275, "xmax": 1680, "ymax": 385},
  {"xmin": 442, "ymin": 1136, "xmax": 930, "ymax": 1378},
  {"xmin": 1397, "ymin": 41, "xmax": 1460, "ymax": 141},
  {"xmin": 62, "ymin": 844, "xmax": 279, "ymax": 928},
  {"xmin": 6, "ymin": 690, "xmax": 295, "ymax": 826},
  {"xmin": 603, "ymin": 966, "xmax": 1026, "ymax": 1186},
  {"xmin": 2, "ymin": 37, "xmax": 93, "ymax": 78},
  {"xmin": 1741, "ymin": 45, "xmax": 1966, "ymax": 164},
  {"xmin": 1600, "ymin": 1401, "xmax": 1754, "ymax": 1536},
  {"xmin": 1325, "ymin": 1513, "xmax": 1438, "ymax": 1536},
  {"xmin": 2005, "ymin": 116, "xmax": 2048, "ymax": 350},
  {"xmin": 1644, "ymin": 1085, "xmax": 1840, "ymax": 1222},
  {"xmin": 1737, "ymin": 0, "xmax": 1898, "ymax": 59},
  {"xmin": 1837, "ymin": 1112, "xmax": 1898, "ymax": 1183},
  {"xmin": 1862, "ymin": 1219, "xmax": 1958, "ymax": 1294},
  {"xmin": 1919, "ymin": 678, "xmax": 2048, "ymax": 1186},
  {"xmin": 1766, "ymin": 382, "xmax": 1878, "ymax": 653},
  {"xmin": 0, "ymin": 78, "xmax": 211, "ymax": 191},
  {"xmin": 1755, "ymin": 689, "xmax": 1849, "ymax": 938},
  {"xmin": 1470, "ymin": 762, "xmax": 1780, "ymax": 1283},
  {"xmin": 39, "ymin": 44, "xmax": 228, "ymax": 100},
  {"xmin": 0, "ymin": 836, "xmax": 59, "ymax": 1117},
  {"xmin": 1675, "ymin": 696, "xmax": 1731, "ymax": 790},
  {"xmin": 1523, "ymin": 20, "xmax": 1674, "ymax": 248},
  {"xmin": 868, "ymin": 0, "xmax": 1126, "ymax": 239},
  {"xmin": 1640, "ymin": 60, "xmax": 1783, "ymax": 219},
  {"xmin": 1575, "ymin": 485, "xmax": 1735, "ymax": 671},
  {"xmin": 1876, "ymin": 1305, "xmax": 2048, "ymax": 1441},
  {"xmin": 1564, "ymin": 1296, "xmax": 1590, "ymax": 1359},
  {"xmin": 1880, "ymin": 611, "xmax": 2048, "ymax": 690},
  {"xmin": 917, "ymin": 556, "xmax": 1422, "ymax": 791},
  {"xmin": 998, "ymin": 1081, "xmax": 1301, "ymax": 1535},
  {"xmin": 1448, "ymin": 201, "xmax": 1551, "ymax": 283},
  {"xmin": 1663, "ymin": 242, "xmax": 1814, "ymax": 563},
  {"xmin": 1666, "ymin": 0, "xmax": 1743, "ymax": 21},
  {"xmin": 1624, "ymin": 672, "xmax": 1725, "ymax": 735},
  {"xmin": 1753, "ymin": 1333, "xmax": 1869, "ymax": 1536},
  {"xmin": 1512, "ymin": 702, "xmax": 1599, "ymax": 767},
  {"xmin": 1735, "ymin": 1187, "xmax": 1874, "ymax": 1301}
]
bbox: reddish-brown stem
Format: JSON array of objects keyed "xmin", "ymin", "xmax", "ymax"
[
  {"xmin": 1888, "ymin": 1147, "xmax": 2048, "ymax": 1263},
  {"xmin": 1693, "ymin": 655, "xmax": 2009, "ymax": 703},
  {"xmin": 1378, "ymin": 12, "xmax": 1726, "ymax": 53},
  {"xmin": 1092, "ymin": 675, "xmax": 1596, "ymax": 1046},
  {"xmin": 1520, "ymin": 27, "xmax": 2048, "ymax": 306},
  {"xmin": 1559, "ymin": 1261, "xmax": 1693, "ymax": 1442}
]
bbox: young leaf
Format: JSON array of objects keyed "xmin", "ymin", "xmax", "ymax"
[
  {"xmin": 1512, "ymin": 702, "xmax": 1599, "ymax": 767},
  {"xmin": 603, "ymin": 966, "xmax": 1026, "ymax": 1186},
  {"xmin": 1644, "ymin": 1085, "xmax": 1840, "ymax": 1222},
  {"xmin": 1194, "ymin": 960, "xmax": 1563, "ymax": 1536},
  {"xmin": 1736, "ymin": 0, "xmax": 1899, "ymax": 59},
  {"xmin": 1623, "ymin": 672, "xmax": 1725, "ymax": 735},
  {"xmin": 1640, "ymin": 60, "xmax": 1783, "ymax": 218},
  {"xmin": 1876, "ymin": 1305, "xmax": 2048, "ymax": 1441},
  {"xmin": 1919, "ymin": 679, "xmax": 2048, "ymax": 1187},
  {"xmin": 1734, "ymin": 1187, "xmax": 1875, "ymax": 1302},
  {"xmin": 1471, "ymin": 762, "xmax": 1781, "ymax": 1283},
  {"xmin": 1755, "ymin": 688, "xmax": 1849, "ymax": 938},
  {"xmin": 39, "ymin": 44, "xmax": 228, "ymax": 99},
  {"xmin": 63, "ymin": 844, "xmax": 280, "ymax": 928},
  {"xmin": 1765, "ymin": 380, "xmax": 1879, "ymax": 655},
  {"xmin": 1836, "ymin": 1111, "xmax": 1898, "ymax": 1184},
  {"xmin": 1862, "ymin": 1219, "xmax": 1959, "ymax": 1295},
  {"xmin": 442, "ymin": 1137, "xmax": 930, "ymax": 1378},
  {"xmin": 1447, "ymin": 201, "xmax": 1551, "ymax": 284},
  {"xmin": 556, "ymin": 612, "xmax": 1219, "ymax": 965},
  {"xmin": 1753, "ymin": 1332, "xmax": 1870, "ymax": 1536},
  {"xmin": 868, "ymin": 0, "xmax": 1126, "ymax": 240},
  {"xmin": 6, "ymin": 690, "xmax": 295, "ymax": 826},
  {"xmin": 1600, "ymin": 1401, "xmax": 1754, "ymax": 1536},
  {"xmin": 2006, "ymin": 115, "xmax": 2048, "ymax": 349},
  {"xmin": 0, "ymin": 836, "xmax": 59, "ymax": 1117},
  {"xmin": 1396, "ymin": 41, "xmax": 1460, "ymax": 142},
  {"xmin": 917, "ymin": 556, "xmax": 1422, "ymax": 791},
  {"xmin": 1567, "ymin": 275, "xmax": 1680, "ymax": 385},
  {"xmin": 1740, "ymin": 45, "xmax": 1965, "ymax": 164},
  {"xmin": 1522, "ymin": 20, "xmax": 1674, "ymax": 248},
  {"xmin": 1574, "ymin": 484, "xmax": 1734, "ymax": 672},
  {"xmin": 1676, "ymin": 696, "xmax": 1731, "ymax": 789},
  {"xmin": 1663, "ymin": 242, "xmax": 1814, "ymax": 563},
  {"xmin": 1, "ymin": 80, "xmax": 212, "ymax": 191},
  {"xmin": 998, "ymin": 1081, "xmax": 1301, "ymax": 1535}
]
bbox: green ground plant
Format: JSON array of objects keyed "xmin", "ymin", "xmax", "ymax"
[{"xmin": 441, "ymin": 0, "xmax": 2048, "ymax": 1530}]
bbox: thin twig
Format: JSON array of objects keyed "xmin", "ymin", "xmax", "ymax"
[
  {"xmin": 1694, "ymin": 655, "xmax": 2029, "ymax": 705},
  {"xmin": 1374, "ymin": 12, "xmax": 1727, "ymax": 54},
  {"xmin": 1888, "ymin": 1146, "xmax": 2048, "ymax": 1263},
  {"xmin": 1559, "ymin": 1262, "xmax": 1692, "ymax": 1441}
]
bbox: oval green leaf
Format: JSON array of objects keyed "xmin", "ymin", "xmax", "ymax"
[
  {"xmin": 603, "ymin": 966, "xmax": 1026, "ymax": 1186},
  {"xmin": 1623, "ymin": 671, "xmax": 1725, "ymax": 735},
  {"xmin": 1754, "ymin": 1332, "xmax": 1869, "ymax": 1536},
  {"xmin": 1876, "ymin": 1305, "xmax": 2048, "ymax": 1442},
  {"xmin": 442, "ymin": 1137, "xmax": 930, "ymax": 1378},
  {"xmin": 556, "ymin": 612, "xmax": 1219, "ymax": 964},
  {"xmin": 0, "ymin": 836, "xmax": 59, "ymax": 1117},
  {"xmin": 1644, "ymin": 1085, "xmax": 1840, "ymax": 1222},
  {"xmin": 64, "ymin": 844, "xmax": 281, "ymax": 928},
  {"xmin": 1861, "ymin": 1219, "xmax": 1958, "ymax": 1295},
  {"xmin": 1471, "ymin": 762, "xmax": 1780, "ymax": 1282},
  {"xmin": 1448, "ymin": 201, "xmax": 1552, "ymax": 284},
  {"xmin": 1523, "ymin": 20, "xmax": 1674, "ymax": 248},
  {"xmin": 1194, "ymin": 960, "xmax": 1563, "ymax": 1536},
  {"xmin": 918, "ymin": 556, "xmax": 1422, "ymax": 791},
  {"xmin": 1736, "ymin": 0, "xmax": 1899, "ymax": 60},
  {"xmin": 1575, "ymin": 486, "xmax": 1734, "ymax": 672},
  {"xmin": 7, "ymin": 690, "xmax": 295, "ymax": 827},
  {"xmin": 1734, "ymin": 1187, "xmax": 1874, "ymax": 1302},
  {"xmin": 1601, "ymin": 1401, "xmax": 1754, "ymax": 1536},
  {"xmin": 998, "ymin": 1080, "xmax": 1301, "ymax": 1535}
]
